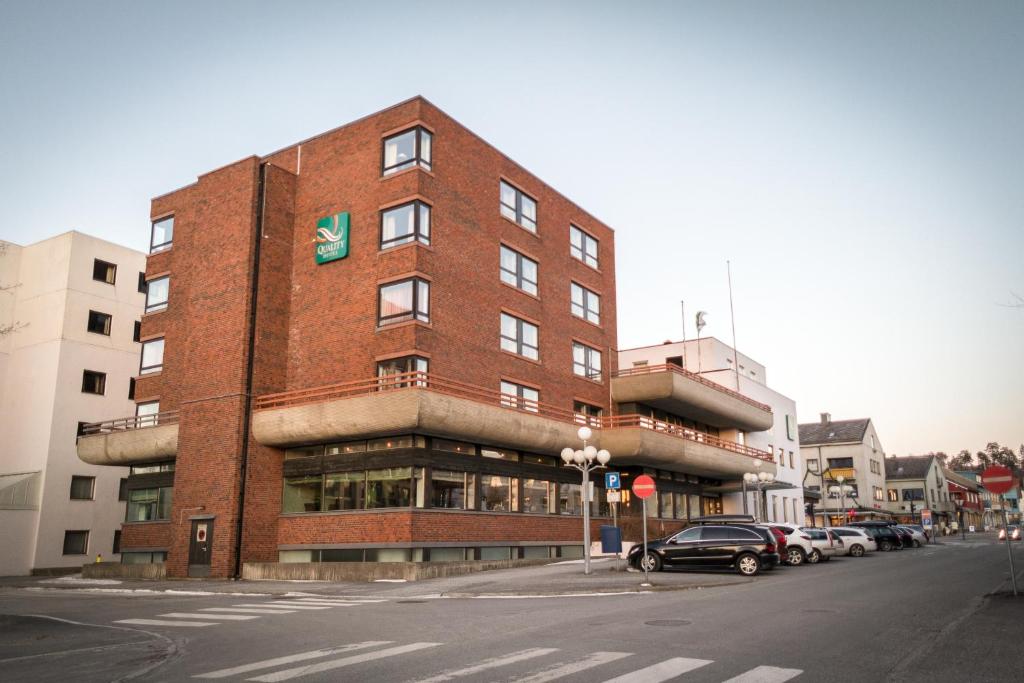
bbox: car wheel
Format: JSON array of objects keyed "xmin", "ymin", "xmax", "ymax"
[
  {"xmin": 879, "ymin": 540, "xmax": 892, "ymax": 552},
  {"xmin": 640, "ymin": 552, "xmax": 662, "ymax": 572},
  {"xmin": 807, "ymin": 549, "xmax": 821, "ymax": 564},
  {"xmin": 850, "ymin": 544, "xmax": 865, "ymax": 557},
  {"xmin": 736, "ymin": 553, "xmax": 761, "ymax": 576},
  {"xmin": 787, "ymin": 547, "xmax": 806, "ymax": 566}
]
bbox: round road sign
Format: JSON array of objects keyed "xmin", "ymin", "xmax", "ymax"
[
  {"xmin": 632, "ymin": 474, "xmax": 656, "ymax": 499},
  {"xmin": 982, "ymin": 465, "xmax": 1016, "ymax": 495}
]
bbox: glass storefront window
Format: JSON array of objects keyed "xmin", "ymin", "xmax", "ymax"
[
  {"xmin": 285, "ymin": 445, "xmax": 323, "ymax": 460},
  {"xmin": 560, "ymin": 483, "xmax": 583, "ymax": 516},
  {"xmin": 365, "ymin": 468, "xmax": 413, "ymax": 508},
  {"xmin": 522, "ymin": 479, "xmax": 554, "ymax": 514},
  {"xmin": 367, "ymin": 435, "xmax": 425, "ymax": 451},
  {"xmin": 480, "ymin": 546, "xmax": 512, "ymax": 561},
  {"xmin": 660, "ymin": 491, "xmax": 674, "ymax": 518},
  {"xmin": 481, "ymin": 448, "xmax": 519, "ymax": 461},
  {"xmin": 434, "ymin": 439, "xmax": 475, "ymax": 455},
  {"xmin": 429, "ymin": 547, "xmax": 469, "ymax": 562},
  {"xmin": 324, "ymin": 472, "xmax": 363, "ymax": 511},
  {"xmin": 326, "ymin": 441, "xmax": 366, "ymax": 455},
  {"xmin": 431, "ymin": 470, "xmax": 475, "ymax": 509},
  {"xmin": 646, "ymin": 492, "xmax": 659, "ymax": 517},
  {"xmin": 674, "ymin": 492, "xmax": 688, "ymax": 520},
  {"xmin": 126, "ymin": 487, "xmax": 172, "ymax": 521},
  {"xmin": 481, "ymin": 475, "xmax": 518, "ymax": 512},
  {"xmin": 283, "ymin": 475, "xmax": 323, "ymax": 513}
]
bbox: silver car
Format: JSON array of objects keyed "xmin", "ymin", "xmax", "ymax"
[{"xmin": 897, "ymin": 525, "xmax": 928, "ymax": 547}]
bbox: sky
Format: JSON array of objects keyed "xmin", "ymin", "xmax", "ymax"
[{"xmin": 1, "ymin": 1, "xmax": 1021, "ymax": 457}]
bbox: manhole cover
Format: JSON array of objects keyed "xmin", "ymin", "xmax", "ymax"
[
  {"xmin": 644, "ymin": 619, "xmax": 691, "ymax": 627},
  {"xmin": 396, "ymin": 600, "xmax": 428, "ymax": 604}
]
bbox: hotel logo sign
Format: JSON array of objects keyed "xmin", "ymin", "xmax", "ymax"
[{"xmin": 315, "ymin": 212, "xmax": 350, "ymax": 264}]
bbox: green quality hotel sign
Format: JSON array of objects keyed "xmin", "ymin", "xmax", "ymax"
[{"xmin": 315, "ymin": 212, "xmax": 350, "ymax": 264}]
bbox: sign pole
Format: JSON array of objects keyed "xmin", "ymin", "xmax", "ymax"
[
  {"xmin": 642, "ymin": 497, "xmax": 650, "ymax": 586},
  {"xmin": 1002, "ymin": 496, "xmax": 1018, "ymax": 596}
]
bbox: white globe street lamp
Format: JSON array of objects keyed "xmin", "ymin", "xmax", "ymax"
[{"xmin": 562, "ymin": 425, "xmax": 609, "ymax": 575}]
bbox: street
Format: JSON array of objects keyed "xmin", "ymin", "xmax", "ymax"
[{"xmin": 1, "ymin": 536, "xmax": 1021, "ymax": 682}]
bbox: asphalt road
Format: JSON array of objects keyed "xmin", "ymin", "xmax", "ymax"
[{"xmin": 1, "ymin": 537, "xmax": 1022, "ymax": 682}]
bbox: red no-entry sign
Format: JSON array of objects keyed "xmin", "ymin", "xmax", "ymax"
[
  {"xmin": 982, "ymin": 465, "xmax": 1016, "ymax": 495},
  {"xmin": 632, "ymin": 474, "xmax": 656, "ymax": 499}
]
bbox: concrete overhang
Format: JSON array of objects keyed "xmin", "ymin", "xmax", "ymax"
[
  {"xmin": 77, "ymin": 424, "xmax": 178, "ymax": 466},
  {"xmin": 598, "ymin": 427, "xmax": 778, "ymax": 479},
  {"xmin": 611, "ymin": 370, "xmax": 773, "ymax": 432}
]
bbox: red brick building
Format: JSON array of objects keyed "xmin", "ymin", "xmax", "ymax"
[{"xmin": 79, "ymin": 97, "xmax": 776, "ymax": 578}]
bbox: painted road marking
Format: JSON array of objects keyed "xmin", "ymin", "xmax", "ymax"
[
  {"xmin": 259, "ymin": 601, "xmax": 350, "ymax": 608},
  {"xmin": 247, "ymin": 643, "xmax": 442, "ymax": 682},
  {"xmin": 193, "ymin": 642, "xmax": 392, "ymax": 679},
  {"xmin": 600, "ymin": 656, "xmax": 714, "ymax": 682},
  {"xmin": 286, "ymin": 600, "xmax": 360, "ymax": 606},
  {"xmin": 160, "ymin": 613, "xmax": 259, "ymax": 621},
  {"xmin": 114, "ymin": 618, "xmax": 216, "ymax": 628},
  {"xmin": 721, "ymin": 665, "xmax": 804, "ymax": 682},
  {"xmin": 412, "ymin": 647, "xmax": 560, "ymax": 683},
  {"xmin": 231, "ymin": 604, "xmax": 330, "ymax": 611},
  {"xmin": 509, "ymin": 651, "xmax": 633, "ymax": 683},
  {"xmin": 201, "ymin": 608, "xmax": 298, "ymax": 615}
]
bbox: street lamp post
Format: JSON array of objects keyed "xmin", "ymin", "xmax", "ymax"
[
  {"xmin": 758, "ymin": 471, "xmax": 775, "ymax": 521},
  {"xmin": 744, "ymin": 472, "xmax": 774, "ymax": 521},
  {"xmin": 560, "ymin": 426, "xmax": 611, "ymax": 576}
]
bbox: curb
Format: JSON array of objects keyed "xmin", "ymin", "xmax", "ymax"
[{"xmin": 441, "ymin": 578, "xmax": 752, "ymax": 598}]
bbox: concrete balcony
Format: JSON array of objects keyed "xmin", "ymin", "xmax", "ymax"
[
  {"xmin": 826, "ymin": 467, "xmax": 856, "ymax": 480},
  {"xmin": 252, "ymin": 373, "xmax": 775, "ymax": 479},
  {"xmin": 611, "ymin": 365, "xmax": 773, "ymax": 432},
  {"xmin": 77, "ymin": 413, "xmax": 179, "ymax": 466}
]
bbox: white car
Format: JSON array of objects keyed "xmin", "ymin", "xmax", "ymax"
[
  {"xmin": 828, "ymin": 526, "xmax": 877, "ymax": 557},
  {"xmin": 801, "ymin": 527, "xmax": 839, "ymax": 563},
  {"xmin": 768, "ymin": 523, "xmax": 815, "ymax": 565},
  {"xmin": 897, "ymin": 525, "xmax": 928, "ymax": 548}
]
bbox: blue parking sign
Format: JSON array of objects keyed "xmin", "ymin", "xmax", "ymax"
[{"xmin": 605, "ymin": 472, "xmax": 621, "ymax": 489}]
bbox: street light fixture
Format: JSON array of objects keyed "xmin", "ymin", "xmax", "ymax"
[
  {"xmin": 829, "ymin": 478, "xmax": 854, "ymax": 525},
  {"xmin": 560, "ymin": 425, "xmax": 610, "ymax": 576},
  {"xmin": 744, "ymin": 471, "xmax": 774, "ymax": 521}
]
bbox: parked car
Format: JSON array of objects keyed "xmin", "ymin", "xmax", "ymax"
[
  {"xmin": 801, "ymin": 527, "xmax": 840, "ymax": 563},
  {"xmin": 893, "ymin": 526, "xmax": 915, "ymax": 548},
  {"xmin": 757, "ymin": 525, "xmax": 789, "ymax": 564},
  {"xmin": 903, "ymin": 523, "xmax": 930, "ymax": 542},
  {"xmin": 897, "ymin": 525, "xmax": 928, "ymax": 547},
  {"xmin": 767, "ymin": 523, "xmax": 815, "ymax": 566},
  {"xmin": 848, "ymin": 521, "xmax": 902, "ymax": 551},
  {"xmin": 627, "ymin": 523, "xmax": 780, "ymax": 576},
  {"xmin": 828, "ymin": 527, "xmax": 877, "ymax": 557},
  {"xmin": 998, "ymin": 525, "xmax": 1021, "ymax": 541}
]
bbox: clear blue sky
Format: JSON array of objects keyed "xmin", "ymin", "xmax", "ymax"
[{"xmin": 2, "ymin": 1, "xmax": 1020, "ymax": 457}]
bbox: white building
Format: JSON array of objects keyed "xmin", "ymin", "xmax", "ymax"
[
  {"xmin": 618, "ymin": 337, "xmax": 804, "ymax": 524},
  {"xmin": 0, "ymin": 232, "xmax": 146, "ymax": 576}
]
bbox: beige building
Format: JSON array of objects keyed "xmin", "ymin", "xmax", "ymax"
[
  {"xmin": 800, "ymin": 414, "xmax": 892, "ymax": 525},
  {"xmin": 882, "ymin": 455, "xmax": 952, "ymax": 528},
  {"xmin": 0, "ymin": 232, "xmax": 145, "ymax": 575}
]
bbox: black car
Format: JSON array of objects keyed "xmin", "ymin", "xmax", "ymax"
[
  {"xmin": 628, "ymin": 524, "xmax": 780, "ymax": 576},
  {"xmin": 848, "ymin": 521, "xmax": 902, "ymax": 551}
]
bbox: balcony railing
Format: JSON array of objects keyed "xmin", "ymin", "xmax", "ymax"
[
  {"xmin": 81, "ymin": 411, "xmax": 180, "ymax": 435},
  {"xmin": 614, "ymin": 364, "xmax": 773, "ymax": 413},
  {"xmin": 254, "ymin": 372, "xmax": 773, "ymax": 462}
]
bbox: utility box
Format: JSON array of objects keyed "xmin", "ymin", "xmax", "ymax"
[{"xmin": 599, "ymin": 525, "xmax": 622, "ymax": 554}]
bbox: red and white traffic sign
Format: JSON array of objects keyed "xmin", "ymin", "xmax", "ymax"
[
  {"xmin": 982, "ymin": 465, "xmax": 1016, "ymax": 495},
  {"xmin": 632, "ymin": 474, "xmax": 656, "ymax": 499}
]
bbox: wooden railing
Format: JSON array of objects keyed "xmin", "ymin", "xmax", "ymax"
[
  {"xmin": 613, "ymin": 364, "xmax": 773, "ymax": 413},
  {"xmin": 81, "ymin": 411, "xmax": 180, "ymax": 435},
  {"xmin": 254, "ymin": 372, "xmax": 774, "ymax": 462}
]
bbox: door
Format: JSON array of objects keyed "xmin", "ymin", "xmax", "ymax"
[
  {"xmin": 188, "ymin": 519, "xmax": 214, "ymax": 577},
  {"xmin": 698, "ymin": 526, "xmax": 737, "ymax": 566},
  {"xmin": 662, "ymin": 527, "xmax": 702, "ymax": 566}
]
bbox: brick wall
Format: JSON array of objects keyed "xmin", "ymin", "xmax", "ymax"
[{"xmin": 121, "ymin": 521, "xmax": 172, "ymax": 550}]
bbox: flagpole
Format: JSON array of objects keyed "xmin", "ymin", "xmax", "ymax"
[{"xmin": 727, "ymin": 260, "xmax": 740, "ymax": 391}]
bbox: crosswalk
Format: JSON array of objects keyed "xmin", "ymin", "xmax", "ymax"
[
  {"xmin": 114, "ymin": 596, "xmax": 384, "ymax": 629},
  {"xmin": 191, "ymin": 640, "xmax": 802, "ymax": 682}
]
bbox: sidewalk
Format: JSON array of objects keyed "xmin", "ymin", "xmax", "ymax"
[{"xmin": 0, "ymin": 557, "xmax": 751, "ymax": 599}]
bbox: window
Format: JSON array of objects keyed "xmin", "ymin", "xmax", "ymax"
[
  {"xmin": 128, "ymin": 377, "xmax": 136, "ymax": 400},
  {"xmin": 325, "ymin": 472, "xmax": 363, "ymax": 511},
  {"xmin": 786, "ymin": 414, "xmax": 796, "ymax": 440},
  {"xmin": 382, "ymin": 127, "xmax": 432, "ymax": 175},
  {"xmin": 887, "ymin": 489, "xmax": 898, "ymax": 502},
  {"xmin": 500, "ymin": 380, "xmax": 539, "ymax": 413},
  {"xmin": 570, "ymin": 225, "xmax": 598, "ymax": 268},
  {"xmin": 807, "ymin": 458, "xmax": 819, "ymax": 473},
  {"xmin": 140, "ymin": 338, "xmax": 164, "ymax": 374},
  {"xmin": 113, "ymin": 530, "xmax": 121, "ymax": 555},
  {"xmin": 126, "ymin": 487, "xmax": 173, "ymax": 521},
  {"xmin": 136, "ymin": 401, "xmax": 160, "ymax": 427},
  {"xmin": 378, "ymin": 278, "xmax": 430, "ymax": 326},
  {"xmin": 367, "ymin": 435, "xmax": 425, "ymax": 450},
  {"xmin": 82, "ymin": 370, "xmax": 106, "ymax": 395},
  {"xmin": 92, "ymin": 259, "xmax": 116, "ymax": 284},
  {"xmin": 133, "ymin": 321, "xmax": 141, "ymax": 343},
  {"xmin": 573, "ymin": 401, "xmax": 603, "ymax": 427},
  {"xmin": 572, "ymin": 342, "xmax": 602, "ymax": 381},
  {"xmin": 481, "ymin": 475, "xmax": 518, "ymax": 511},
  {"xmin": 130, "ymin": 462, "xmax": 175, "ymax": 474},
  {"xmin": 144, "ymin": 276, "xmax": 169, "ymax": 313},
  {"xmin": 365, "ymin": 468, "xmax": 415, "ymax": 508},
  {"xmin": 380, "ymin": 201, "xmax": 430, "ymax": 249},
  {"xmin": 570, "ymin": 283, "xmax": 600, "ymax": 324},
  {"xmin": 522, "ymin": 479, "xmax": 555, "ymax": 514},
  {"xmin": 827, "ymin": 457, "xmax": 854, "ymax": 469},
  {"xmin": 788, "ymin": 451, "xmax": 795, "ymax": 469},
  {"xmin": 481, "ymin": 447, "xmax": 519, "ymax": 461},
  {"xmin": 902, "ymin": 488, "xmax": 925, "ymax": 501},
  {"xmin": 435, "ymin": 439, "xmax": 476, "ymax": 454},
  {"xmin": 283, "ymin": 475, "xmax": 323, "ymax": 513},
  {"xmin": 431, "ymin": 470, "xmax": 475, "ymax": 509},
  {"xmin": 76, "ymin": 421, "xmax": 88, "ymax": 441},
  {"xmin": 121, "ymin": 551, "xmax": 167, "ymax": 564},
  {"xmin": 376, "ymin": 356, "xmax": 428, "ymax": 388},
  {"xmin": 500, "ymin": 313, "xmax": 539, "ymax": 360},
  {"xmin": 70, "ymin": 476, "xmax": 95, "ymax": 500},
  {"xmin": 138, "ymin": 272, "xmax": 147, "ymax": 294},
  {"xmin": 151, "ymin": 216, "xmax": 173, "ymax": 252},
  {"xmin": 499, "ymin": 245, "xmax": 538, "ymax": 295},
  {"xmin": 560, "ymin": 482, "xmax": 584, "ymax": 515},
  {"xmin": 63, "ymin": 530, "xmax": 89, "ymax": 555},
  {"xmin": 118, "ymin": 478, "xmax": 128, "ymax": 502},
  {"xmin": 87, "ymin": 310, "xmax": 112, "ymax": 335},
  {"xmin": 499, "ymin": 181, "xmax": 537, "ymax": 232}
]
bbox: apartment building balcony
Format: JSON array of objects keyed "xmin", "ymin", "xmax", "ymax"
[
  {"xmin": 611, "ymin": 365, "xmax": 773, "ymax": 432},
  {"xmin": 252, "ymin": 372, "xmax": 776, "ymax": 479},
  {"xmin": 77, "ymin": 413, "xmax": 179, "ymax": 466},
  {"xmin": 824, "ymin": 467, "xmax": 856, "ymax": 480}
]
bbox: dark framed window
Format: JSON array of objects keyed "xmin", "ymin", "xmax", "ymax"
[
  {"xmin": 76, "ymin": 421, "xmax": 88, "ymax": 441},
  {"xmin": 570, "ymin": 282, "xmax": 600, "ymax": 324},
  {"xmin": 500, "ymin": 380, "xmax": 539, "ymax": 413},
  {"xmin": 70, "ymin": 476, "xmax": 95, "ymax": 500},
  {"xmin": 572, "ymin": 342, "xmax": 603, "ymax": 381},
  {"xmin": 135, "ymin": 401, "xmax": 160, "ymax": 427},
  {"xmin": 570, "ymin": 225, "xmax": 599, "ymax": 268},
  {"xmin": 827, "ymin": 457, "xmax": 854, "ymax": 469},
  {"xmin": 126, "ymin": 486, "xmax": 172, "ymax": 521},
  {"xmin": 118, "ymin": 478, "xmax": 128, "ymax": 502},
  {"xmin": 380, "ymin": 201, "xmax": 431, "ymax": 249},
  {"xmin": 376, "ymin": 356, "xmax": 428, "ymax": 389},
  {"xmin": 499, "ymin": 245, "xmax": 538, "ymax": 295},
  {"xmin": 128, "ymin": 377, "xmax": 136, "ymax": 400},
  {"xmin": 573, "ymin": 400, "xmax": 603, "ymax": 426},
  {"xmin": 481, "ymin": 474, "xmax": 519, "ymax": 512},
  {"xmin": 82, "ymin": 370, "xmax": 106, "ymax": 395},
  {"xmin": 378, "ymin": 278, "xmax": 430, "ymax": 326},
  {"xmin": 133, "ymin": 320, "xmax": 141, "ymax": 342},
  {"xmin": 499, "ymin": 181, "xmax": 537, "ymax": 232},
  {"xmin": 92, "ymin": 259, "xmax": 116, "ymax": 285},
  {"xmin": 902, "ymin": 488, "xmax": 925, "ymax": 501},
  {"xmin": 500, "ymin": 313, "xmax": 539, "ymax": 360},
  {"xmin": 140, "ymin": 338, "xmax": 164, "ymax": 374},
  {"xmin": 87, "ymin": 310, "xmax": 112, "ymax": 335},
  {"xmin": 144, "ymin": 275, "xmax": 169, "ymax": 313},
  {"xmin": 137, "ymin": 272, "xmax": 147, "ymax": 293},
  {"xmin": 382, "ymin": 126, "xmax": 432, "ymax": 175},
  {"xmin": 151, "ymin": 216, "xmax": 174, "ymax": 252},
  {"xmin": 63, "ymin": 530, "xmax": 89, "ymax": 555},
  {"xmin": 431, "ymin": 470, "xmax": 475, "ymax": 509},
  {"xmin": 113, "ymin": 530, "xmax": 122, "ymax": 554}
]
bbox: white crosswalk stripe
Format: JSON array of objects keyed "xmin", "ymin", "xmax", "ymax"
[
  {"xmin": 600, "ymin": 656, "xmax": 714, "ymax": 682},
  {"xmin": 230, "ymin": 604, "xmax": 331, "ymax": 610},
  {"xmin": 411, "ymin": 647, "xmax": 559, "ymax": 683},
  {"xmin": 193, "ymin": 642, "xmax": 392, "ymax": 679},
  {"xmin": 254, "ymin": 601, "xmax": 349, "ymax": 608},
  {"xmin": 161, "ymin": 613, "xmax": 260, "ymax": 621},
  {"xmin": 509, "ymin": 651, "xmax": 633, "ymax": 683},
  {"xmin": 201, "ymin": 608, "xmax": 298, "ymax": 615},
  {"xmin": 285, "ymin": 600, "xmax": 360, "ymax": 606},
  {"xmin": 721, "ymin": 665, "xmax": 803, "ymax": 682},
  {"xmin": 115, "ymin": 618, "xmax": 216, "ymax": 627},
  {"xmin": 247, "ymin": 642, "xmax": 443, "ymax": 682},
  {"xmin": 293, "ymin": 597, "xmax": 385, "ymax": 604}
]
